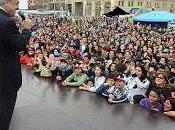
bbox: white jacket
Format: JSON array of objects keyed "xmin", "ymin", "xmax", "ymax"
[
  {"xmin": 89, "ymin": 76, "xmax": 106, "ymax": 92},
  {"xmin": 125, "ymin": 76, "xmax": 150, "ymax": 100}
]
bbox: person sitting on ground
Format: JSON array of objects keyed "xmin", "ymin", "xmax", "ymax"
[{"xmin": 62, "ymin": 62, "xmax": 88, "ymax": 87}]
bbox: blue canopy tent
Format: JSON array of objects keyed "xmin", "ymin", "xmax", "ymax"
[{"xmin": 133, "ymin": 11, "xmax": 175, "ymax": 28}]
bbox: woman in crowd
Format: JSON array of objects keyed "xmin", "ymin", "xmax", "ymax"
[
  {"xmin": 20, "ymin": 48, "xmax": 35, "ymax": 68},
  {"xmin": 126, "ymin": 64, "xmax": 150, "ymax": 104},
  {"xmin": 149, "ymin": 72, "xmax": 173, "ymax": 103},
  {"xmin": 163, "ymin": 98, "xmax": 175, "ymax": 118},
  {"xmin": 79, "ymin": 65, "xmax": 106, "ymax": 93},
  {"xmin": 105, "ymin": 50, "xmax": 116, "ymax": 69},
  {"xmin": 104, "ymin": 63, "xmax": 117, "ymax": 77}
]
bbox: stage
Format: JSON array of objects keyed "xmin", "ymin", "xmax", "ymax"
[{"xmin": 10, "ymin": 67, "xmax": 175, "ymax": 130}]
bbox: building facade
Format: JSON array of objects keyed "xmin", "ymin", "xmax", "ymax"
[
  {"xmin": 29, "ymin": 0, "xmax": 49, "ymax": 9},
  {"xmin": 28, "ymin": 0, "xmax": 175, "ymax": 16}
]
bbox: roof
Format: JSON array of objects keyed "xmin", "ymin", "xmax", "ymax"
[
  {"xmin": 133, "ymin": 11, "xmax": 175, "ymax": 22},
  {"xmin": 104, "ymin": 7, "xmax": 129, "ymax": 17}
]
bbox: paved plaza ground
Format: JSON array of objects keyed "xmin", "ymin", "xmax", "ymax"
[{"xmin": 10, "ymin": 67, "xmax": 175, "ymax": 130}]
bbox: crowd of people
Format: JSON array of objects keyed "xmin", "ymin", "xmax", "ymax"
[{"xmin": 20, "ymin": 15, "xmax": 175, "ymax": 118}]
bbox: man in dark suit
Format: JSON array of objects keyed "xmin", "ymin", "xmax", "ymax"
[{"xmin": 0, "ymin": 0, "xmax": 32, "ymax": 129}]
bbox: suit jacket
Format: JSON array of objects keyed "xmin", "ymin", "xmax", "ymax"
[{"xmin": 0, "ymin": 9, "xmax": 31, "ymax": 94}]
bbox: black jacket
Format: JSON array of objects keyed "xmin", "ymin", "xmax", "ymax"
[{"xmin": 0, "ymin": 9, "xmax": 31, "ymax": 94}]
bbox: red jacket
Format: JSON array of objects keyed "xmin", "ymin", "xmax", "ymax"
[{"xmin": 20, "ymin": 54, "xmax": 33, "ymax": 67}]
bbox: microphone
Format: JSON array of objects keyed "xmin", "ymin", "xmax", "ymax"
[{"xmin": 18, "ymin": 11, "xmax": 26, "ymax": 21}]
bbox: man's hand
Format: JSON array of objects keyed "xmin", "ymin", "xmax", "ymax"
[
  {"xmin": 56, "ymin": 76, "xmax": 62, "ymax": 81},
  {"xmin": 23, "ymin": 19, "xmax": 32, "ymax": 30}
]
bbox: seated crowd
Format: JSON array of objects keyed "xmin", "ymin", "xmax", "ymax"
[{"xmin": 20, "ymin": 15, "xmax": 175, "ymax": 118}]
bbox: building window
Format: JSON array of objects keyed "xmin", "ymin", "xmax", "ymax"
[
  {"xmin": 131, "ymin": 1, "xmax": 134, "ymax": 6},
  {"xmin": 118, "ymin": 1, "xmax": 121, "ymax": 6},
  {"xmin": 128, "ymin": 1, "xmax": 131, "ymax": 6},
  {"xmin": 138, "ymin": 2, "xmax": 140, "ymax": 6},
  {"xmin": 121, "ymin": 1, "xmax": 124, "ymax": 6},
  {"xmin": 95, "ymin": 2, "xmax": 101, "ymax": 17},
  {"xmin": 118, "ymin": 1, "xmax": 124, "ymax": 6},
  {"xmin": 149, "ymin": 2, "xmax": 151, "ymax": 7},
  {"xmin": 171, "ymin": 4, "xmax": 174, "ymax": 9},
  {"xmin": 128, "ymin": 1, "xmax": 134, "ymax": 6},
  {"xmin": 137, "ymin": 2, "xmax": 143, "ymax": 6},
  {"xmin": 155, "ymin": 2, "xmax": 160, "ymax": 9},
  {"xmin": 155, "ymin": 3, "xmax": 157, "ymax": 8},
  {"xmin": 163, "ymin": 3, "xmax": 167, "ymax": 8},
  {"xmin": 105, "ymin": 1, "xmax": 111, "ymax": 8},
  {"xmin": 104, "ymin": 1, "xmax": 111, "ymax": 13},
  {"xmin": 140, "ymin": 2, "xmax": 143, "ymax": 6}
]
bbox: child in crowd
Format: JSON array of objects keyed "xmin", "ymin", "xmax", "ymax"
[
  {"xmin": 139, "ymin": 88, "xmax": 163, "ymax": 112},
  {"xmin": 108, "ymin": 74, "xmax": 128, "ymax": 104},
  {"xmin": 102, "ymin": 76, "xmax": 116, "ymax": 96},
  {"xmin": 35, "ymin": 58, "xmax": 52, "ymax": 77}
]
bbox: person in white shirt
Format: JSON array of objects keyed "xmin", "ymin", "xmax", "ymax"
[
  {"xmin": 126, "ymin": 64, "xmax": 150, "ymax": 104},
  {"xmin": 80, "ymin": 65, "xmax": 106, "ymax": 93}
]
